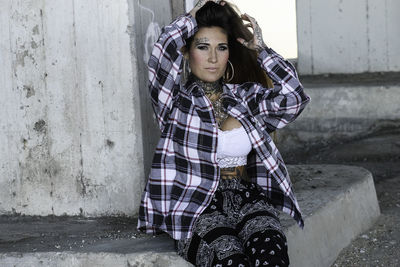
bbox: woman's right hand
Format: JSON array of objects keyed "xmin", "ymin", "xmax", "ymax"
[
  {"xmin": 237, "ymin": 13, "xmax": 266, "ymax": 52},
  {"xmin": 189, "ymin": 0, "xmax": 225, "ymax": 17}
]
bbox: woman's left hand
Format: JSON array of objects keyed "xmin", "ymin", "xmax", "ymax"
[{"xmin": 237, "ymin": 13, "xmax": 266, "ymax": 52}]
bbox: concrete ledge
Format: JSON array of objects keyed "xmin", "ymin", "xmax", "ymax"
[
  {"xmin": 276, "ymin": 83, "xmax": 400, "ymax": 153},
  {"xmin": 0, "ymin": 252, "xmax": 188, "ymax": 267},
  {"xmin": 0, "ymin": 165, "xmax": 380, "ymax": 267},
  {"xmin": 284, "ymin": 165, "xmax": 380, "ymax": 267}
]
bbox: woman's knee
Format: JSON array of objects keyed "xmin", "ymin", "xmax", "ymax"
[
  {"xmin": 244, "ymin": 230, "xmax": 289, "ymax": 267},
  {"xmin": 211, "ymin": 252, "xmax": 251, "ymax": 267}
]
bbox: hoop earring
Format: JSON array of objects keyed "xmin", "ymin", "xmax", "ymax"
[{"xmin": 224, "ymin": 60, "xmax": 234, "ymax": 83}]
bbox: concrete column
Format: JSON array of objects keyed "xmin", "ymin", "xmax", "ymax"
[
  {"xmin": 297, "ymin": 0, "xmax": 400, "ymax": 74},
  {"xmin": 0, "ymin": 0, "xmax": 173, "ymax": 217},
  {"xmin": 171, "ymin": 0, "xmax": 186, "ymax": 20},
  {"xmin": 129, "ymin": 0, "xmax": 174, "ymax": 179},
  {"xmin": 185, "ymin": 0, "xmax": 196, "ymax": 12}
]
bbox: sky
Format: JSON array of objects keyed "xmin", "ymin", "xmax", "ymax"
[{"xmin": 185, "ymin": 0, "xmax": 298, "ymax": 59}]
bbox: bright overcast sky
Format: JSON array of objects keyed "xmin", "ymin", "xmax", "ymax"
[{"xmin": 186, "ymin": 0, "xmax": 298, "ymax": 59}]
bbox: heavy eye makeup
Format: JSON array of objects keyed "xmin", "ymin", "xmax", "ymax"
[
  {"xmin": 194, "ymin": 40, "xmax": 229, "ymax": 51},
  {"xmin": 217, "ymin": 44, "xmax": 229, "ymax": 51}
]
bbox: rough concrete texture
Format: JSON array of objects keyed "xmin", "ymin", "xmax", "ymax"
[
  {"xmin": 276, "ymin": 76, "xmax": 400, "ymax": 154},
  {"xmin": 284, "ymin": 128, "xmax": 400, "ymax": 266},
  {"xmin": 0, "ymin": 164, "xmax": 380, "ymax": 267},
  {"xmin": 130, "ymin": 0, "xmax": 173, "ymax": 178},
  {"xmin": 284, "ymin": 165, "xmax": 380, "ymax": 267},
  {"xmin": 0, "ymin": 252, "xmax": 189, "ymax": 267},
  {"xmin": 297, "ymin": 0, "xmax": 400, "ymax": 74},
  {"xmin": 0, "ymin": 0, "xmax": 175, "ymax": 217}
]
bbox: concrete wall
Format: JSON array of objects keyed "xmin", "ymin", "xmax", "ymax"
[
  {"xmin": 0, "ymin": 0, "xmax": 174, "ymax": 217},
  {"xmin": 185, "ymin": 0, "xmax": 195, "ymax": 12},
  {"xmin": 171, "ymin": 0, "xmax": 186, "ymax": 20},
  {"xmin": 277, "ymin": 83, "xmax": 400, "ymax": 152},
  {"xmin": 297, "ymin": 0, "xmax": 400, "ymax": 74},
  {"xmin": 130, "ymin": 0, "xmax": 175, "ymax": 180}
]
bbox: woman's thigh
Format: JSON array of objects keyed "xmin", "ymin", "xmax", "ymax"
[
  {"xmin": 178, "ymin": 232, "xmax": 251, "ymax": 267},
  {"xmin": 177, "ymin": 210, "xmax": 250, "ymax": 267},
  {"xmin": 235, "ymin": 180, "xmax": 289, "ymax": 266}
]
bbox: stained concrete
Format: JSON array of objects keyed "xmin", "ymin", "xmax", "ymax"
[
  {"xmin": 0, "ymin": 0, "xmax": 175, "ymax": 218},
  {"xmin": 285, "ymin": 129, "xmax": 400, "ymax": 266},
  {"xmin": 276, "ymin": 76, "xmax": 400, "ymax": 154},
  {"xmin": 297, "ymin": 0, "xmax": 400, "ymax": 74},
  {"xmin": 0, "ymin": 252, "xmax": 189, "ymax": 267},
  {"xmin": 0, "ymin": 165, "xmax": 380, "ymax": 267},
  {"xmin": 284, "ymin": 165, "xmax": 380, "ymax": 267}
]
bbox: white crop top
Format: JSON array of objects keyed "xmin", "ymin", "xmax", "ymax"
[{"xmin": 217, "ymin": 126, "xmax": 252, "ymax": 168}]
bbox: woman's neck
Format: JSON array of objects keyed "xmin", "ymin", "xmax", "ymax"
[
  {"xmin": 189, "ymin": 74, "xmax": 223, "ymax": 97},
  {"xmin": 189, "ymin": 74, "xmax": 228, "ymax": 127}
]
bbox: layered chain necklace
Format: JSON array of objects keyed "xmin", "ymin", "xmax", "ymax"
[{"xmin": 190, "ymin": 75, "xmax": 228, "ymax": 128}]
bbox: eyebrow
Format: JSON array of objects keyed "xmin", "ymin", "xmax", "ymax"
[
  {"xmin": 194, "ymin": 38, "xmax": 228, "ymax": 46},
  {"xmin": 194, "ymin": 38, "xmax": 209, "ymax": 45}
]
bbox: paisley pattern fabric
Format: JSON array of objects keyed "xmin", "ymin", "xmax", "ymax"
[{"xmin": 177, "ymin": 177, "xmax": 289, "ymax": 267}]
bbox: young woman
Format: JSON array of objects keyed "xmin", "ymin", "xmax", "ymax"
[{"xmin": 138, "ymin": 1, "xmax": 310, "ymax": 266}]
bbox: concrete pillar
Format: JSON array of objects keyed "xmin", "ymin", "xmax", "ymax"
[
  {"xmin": 129, "ymin": 0, "xmax": 175, "ymax": 179},
  {"xmin": 0, "ymin": 0, "xmax": 175, "ymax": 217},
  {"xmin": 185, "ymin": 0, "xmax": 196, "ymax": 12},
  {"xmin": 171, "ymin": 0, "xmax": 186, "ymax": 20},
  {"xmin": 297, "ymin": 0, "xmax": 400, "ymax": 74}
]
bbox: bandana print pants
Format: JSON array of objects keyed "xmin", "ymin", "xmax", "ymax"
[{"xmin": 176, "ymin": 177, "xmax": 289, "ymax": 267}]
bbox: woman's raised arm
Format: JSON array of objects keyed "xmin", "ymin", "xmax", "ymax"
[
  {"xmin": 148, "ymin": 14, "xmax": 197, "ymax": 131},
  {"xmin": 237, "ymin": 13, "xmax": 310, "ymax": 132}
]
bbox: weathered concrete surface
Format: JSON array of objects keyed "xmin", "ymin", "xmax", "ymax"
[
  {"xmin": 0, "ymin": 252, "xmax": 189, "ymax": 267},
  {"xmin": 276, "ymin": 75, "xmax": 400, "ymax": 153},
  {"xmin": 129, "ymin": 0, "xmax": 174, "ymax": 178},
  {"xmin": 0, "ymin": 0, "xmax": 176, "ymax": 217},
  {"xmin": 297, "ymin": 0, "xmax": 400, "ymax": 74},
  {"xmin": 284, "ymin": 165, "xmax": 380, "ymax": 267},
  {"xmin": 171, "ymin": 0, "xmax": 186, "ymax": 20},
  {"xmin": 0, "ymin": 0, "xmax": 138, "ymax": 216},
  {"xmin": 0, "ymin": 165, "xmax": 380, "ymax": 267},
  {"xmin": 286, "ymin": 129, "xmax": 400, "ymax": 266}
]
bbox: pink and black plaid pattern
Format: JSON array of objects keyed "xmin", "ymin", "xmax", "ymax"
[{"xmin": 138, "ymin": 14, "xmax": 310, "ymax": 240}]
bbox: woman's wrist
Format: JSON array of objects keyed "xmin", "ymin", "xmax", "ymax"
[
  {"xmin": 190, "ymin": 0, "xmax": 204, "ymax": 17},
  {"xmin": 255, "ymin": 44, "xmax": 266, "ymax": 53}
]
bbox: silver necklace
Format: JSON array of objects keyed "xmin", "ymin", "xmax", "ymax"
[{"xmin": 190, "ymin": 75, "xmax": 228, "ymax": 128}]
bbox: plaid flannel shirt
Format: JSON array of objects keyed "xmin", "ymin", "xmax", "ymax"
[{"xmin": 138, "ymin": 14, "xmax": 310, "ymax": 240}]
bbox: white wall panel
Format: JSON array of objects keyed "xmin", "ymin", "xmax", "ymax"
[
  {"xmin": 386, "ymin": 0, "xmax": 400, "ymax": 71},
  {"xmin": 296, "ymin": 0, "xmax": 314, "ymax": 74},
  {"xmin": 297, "ymin": 0, "xmax": 400, "ymax": 74}
]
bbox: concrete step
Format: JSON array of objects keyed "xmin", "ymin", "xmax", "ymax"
[
  {"xmin": 285, "ymin": 165, "xmax": 380, "ymax": 267},
  {"xmin": 0, "ymin": 165, "xmax": 380, "ymax": 267}
]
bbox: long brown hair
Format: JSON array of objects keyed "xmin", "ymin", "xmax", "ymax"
[{"xmin": 186, "ymin": 1, "xmax": 273, "ymax": 88}]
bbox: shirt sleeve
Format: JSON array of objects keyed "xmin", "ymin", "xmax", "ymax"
[
  {"xmin": 148, "ymin": 14, "xmax": 197, "ymax": 131},
  {"xmin": 247, "ymin": 47, "xmax": 310, "ymax": 132}
]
